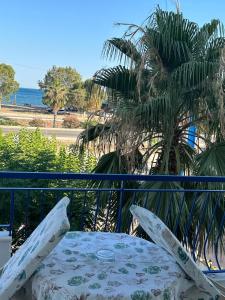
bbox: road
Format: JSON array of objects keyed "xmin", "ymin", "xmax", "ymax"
[
  {"xmin": 0, "ymin": 126, "xmax": 83, "ymax": 142},
  {"xmin": 1, "ymin": 114, "xmax": 65, "ymax": 122},
  {"xmin": 0, "ymin": 107, "xmax": 87, "ymax": 122}
]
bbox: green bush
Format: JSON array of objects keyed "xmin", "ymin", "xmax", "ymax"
[
  {"xmin": 0, "ymin": 118, "xmax": 19, "ymax": 126},
  {"xmin": 62, "ymin": 115, "xmax": 80, "ymax": 128},
  {"xmin": 28, "ymin": 118, "xmax": 45, "ymax": 127},
  {"xmin": 0, "ymin": 129, "xmax": 97, "ymax": 248},
  {"xmin": 0, "ymin": 128, "xmax": 96, "ymax": 172}
]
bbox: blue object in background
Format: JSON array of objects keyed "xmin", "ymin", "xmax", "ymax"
[{"xmin": 187, "ymin": 125, "xmax": 196, "ymax": 148}]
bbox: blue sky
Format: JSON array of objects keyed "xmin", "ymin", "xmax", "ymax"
[{"xmin": 1, "ymin": 0, "xmax": 225, "ymax": 88}]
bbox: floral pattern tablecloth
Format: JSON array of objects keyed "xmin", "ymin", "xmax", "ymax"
[{"xmin": 30, "ymin": 231, "xmax": 204, "ymax": 300}]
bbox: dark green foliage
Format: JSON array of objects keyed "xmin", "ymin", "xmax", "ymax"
[{"xmin": 0, "ymin": 64, "xmax": 19, "ymax": 107}]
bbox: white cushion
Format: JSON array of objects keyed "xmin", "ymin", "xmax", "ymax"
[
  {"xmin": 0, "ymin": 196, "xmax": 70, "ymax": 300},
  {"xmin": 0, "ymin": 232, "xmax": 11, "ymax": 268},
  {"xmin": 130, "ymin": 204, "xmax": 223, "ymax": 299},
  {"xmin": 0, "ymin": 231, "xmax": 10, "ymax": 238}
]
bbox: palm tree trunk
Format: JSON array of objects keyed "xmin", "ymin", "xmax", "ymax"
[
  {"xmin": 53, "ymin": 112, "xmax": 57, "ymax": 128},
  {"xmin": 0, "ymin": 93, "xmax": 2, "ymax": 110}
]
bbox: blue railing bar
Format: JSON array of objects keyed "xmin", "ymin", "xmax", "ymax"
[
  {"xmin": 80, "ymin": 191, "xmax": 87, "ymax": 230},
  {"xmin": 215, "ymin": 240, "xmax": 222, "ymax": 271},
  {"xmin": 203, "ymin": 194, "xmax": 221, "ymax": 270},
  {"xmin": 9, "ymin": 191, "xmax": 15, "ymax": 236},
  {"xmin": 154, "ymin": 192, "xmax": 162, "ymax": 215},
  {"xmin": 184, "ymin": 192, "xmax": 198, "ymax": 248},
  {"xmin": 0, "ymin": 224, "xmax": 10, "ymax": 227},
  {"xmin": 1, "ymin": 171, "xmax": 225, "ymax": 182},
  {"xmin": 93, "ymin": 190, "xmax": 101, "ymax": 230},
  {"xmin": 40, "ymin": 190, "xmax": 44, "ymax": 222},
  {"xmin": 214, "ymin": 213, "xmax": 225, "ymax": 270},
  {"xmin": 143, "ymin": 192, "xmax": 149, "ymax": 208},
  {"xmin": 25, "ymin": 190, "xmax": 30, "ymax": 238},
  {"xmin": 116, "ymin": 180, "xmax": 124, "ymax": 233},
  {"xmin": 192, "ymin": 192, "xmax": 210, "ymax": 262},
  {"xmin": 173, "ymin": 192, "xmax": 185, "ymax": 235},
  {"xmin": 67, "ymin": 191, "xmax": 74, "ymax": 221},
  {"xmin": 127, "ymin": 192, "xmax": 138, "ymax": 233},
  {"xmin": 104, "ymin": 190, "xmax": 113, "ymax": 231},
  {"xmin": 165, "ymin": 192, "xmax": 174, "ymax": 225},
  {"xmin": 0, "ymin": 187, "xmax": 225, "ymax": 193}
]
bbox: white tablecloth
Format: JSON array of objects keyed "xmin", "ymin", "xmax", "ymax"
[{"xmin": 29, "ymin": 231, "xmax": 205, "ymax": 300}]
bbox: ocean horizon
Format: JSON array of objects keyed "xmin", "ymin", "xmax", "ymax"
[{"xmin": 3, "ymin": 87, "xmax": 45, "ymax": 107}]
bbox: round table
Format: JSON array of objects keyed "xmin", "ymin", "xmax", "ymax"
[{"xmin": 30, "ymin": 231, "xmax": 195, "ymax": 300}]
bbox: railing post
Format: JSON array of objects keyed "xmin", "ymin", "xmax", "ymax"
[
  {"xmin": 93, "ymin": 190, "xmax": 100, "ymax": 231},
  {"xmin": 25, "ymin": 190, "xmax": 30, "ymax": 238},
  {"xmin": 80, "ymin": 191, "xmax": 87, "ymax": 231},
  {"xmin": 40, "ymin": 190, "xmax": 44, "ymax": 222},
  {"xmin": 9, "ymin": 191, "xmax": 15, "ymax": 236},
  {"xmin": 116, "ymin": 180, "xmax": 124, "ymax": 233}
]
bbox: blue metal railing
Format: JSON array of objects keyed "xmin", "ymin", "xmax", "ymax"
[
  {"xmin": 0, "ymin": 171, "xmax": 225, "ymax": 274},
  {"xmin": 1, "ymin": 171, "xmax": 225, "ymax": 181}
]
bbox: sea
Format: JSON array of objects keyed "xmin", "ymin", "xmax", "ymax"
[{"xmin": 3, "ymin": 87, "xmax": 45, "ymax": 107}]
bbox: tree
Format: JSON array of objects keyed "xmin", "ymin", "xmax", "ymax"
[
  {"xmin": 81, "ymin": 8, "xmax": 225, "ymax": 175},
  {"xmin": 84, "ymin": 79, "xmax": 106, "ymax": 111},
  {"xmin": 66, "ymin": 84, "xmax": 86, "ymax": 111},
  {"xmin": 0, "ymin": 64, "xmax": 19, "ymax": 109},
  {"xmin": 0, "ymin": 128, "xmax": 97, "ymax": 246},
  {"xmin": 39, "ymin": 66, "xmax": 84, "ymax": 127},
  {"xmin": 78, "ymin": 7, "xmax": 225, "ymax": 253},
  {"xmin": 61, "ymin": 67, "xmax": 86, "ymax": 111}
]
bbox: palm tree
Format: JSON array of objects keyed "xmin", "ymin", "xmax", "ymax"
[
  {"xmin": 78, "ymin": 7, "xmax": 225, "ymax": 255},
  {"xmin": 39, "ymin": 66, "xmax": 83, "ymax": 128},
  {"xmin": 42, "ymin": 82, "xmax": 68, "ymax": 128},
  {"xmin": 84, "ymin": 79, "xmax": 106, "ymax": 111},
  {"xmin": 81, "ymin": 8, "xmax": 225, "ymax": 174}
]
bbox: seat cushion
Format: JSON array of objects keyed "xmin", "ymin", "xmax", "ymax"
[
  {"xmin": 130, "ymin": 204, "xmax": 223, "ymax": 299},
  {"xmin": 0, "ymin": 196, "xmax": 70, "ymax": 300}
]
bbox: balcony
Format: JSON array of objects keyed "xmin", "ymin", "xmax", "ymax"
[{"xmin": 0, "ymin": 171, "xmax": 225, "ymax": 274}]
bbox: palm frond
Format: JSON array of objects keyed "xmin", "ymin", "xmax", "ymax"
[
  {"xmin": 206, "ymin": 38, "xmax": 225, "ymax": 60},
  {"xmin": 126, "ymin": 180, "xmax": 188, "ymax": 238},
  {"xmin": 192, "ymin": 19, "xmax": 221, "ymax": 56},
  {"xmin": 77, "ymin": 124, "xmax": 112, "ymax": 152},
  {"xmin": 200, "ymin": 19, "xmax": 221, "ymax": 38},
  {"xmin": 93, "ymin": 66, "xmax": 137, "ymax": 100},
  {"xmin": 92, "ymin": 151, "xmax": 127, "ymax": 174},
  {"xmin": 194, "ymin": 142, "xmax": 225, "ymax": 177},
  {"xmin": 131, "ymin": 95, "xmax": 172, "ymax": 130},
  {"xmin": 171, "ymin": 61, "xmax": 217, "ymax": 89},
  {"xmin": 102, "ymin": 38, "xmax": 142, "ymax": 65}
]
